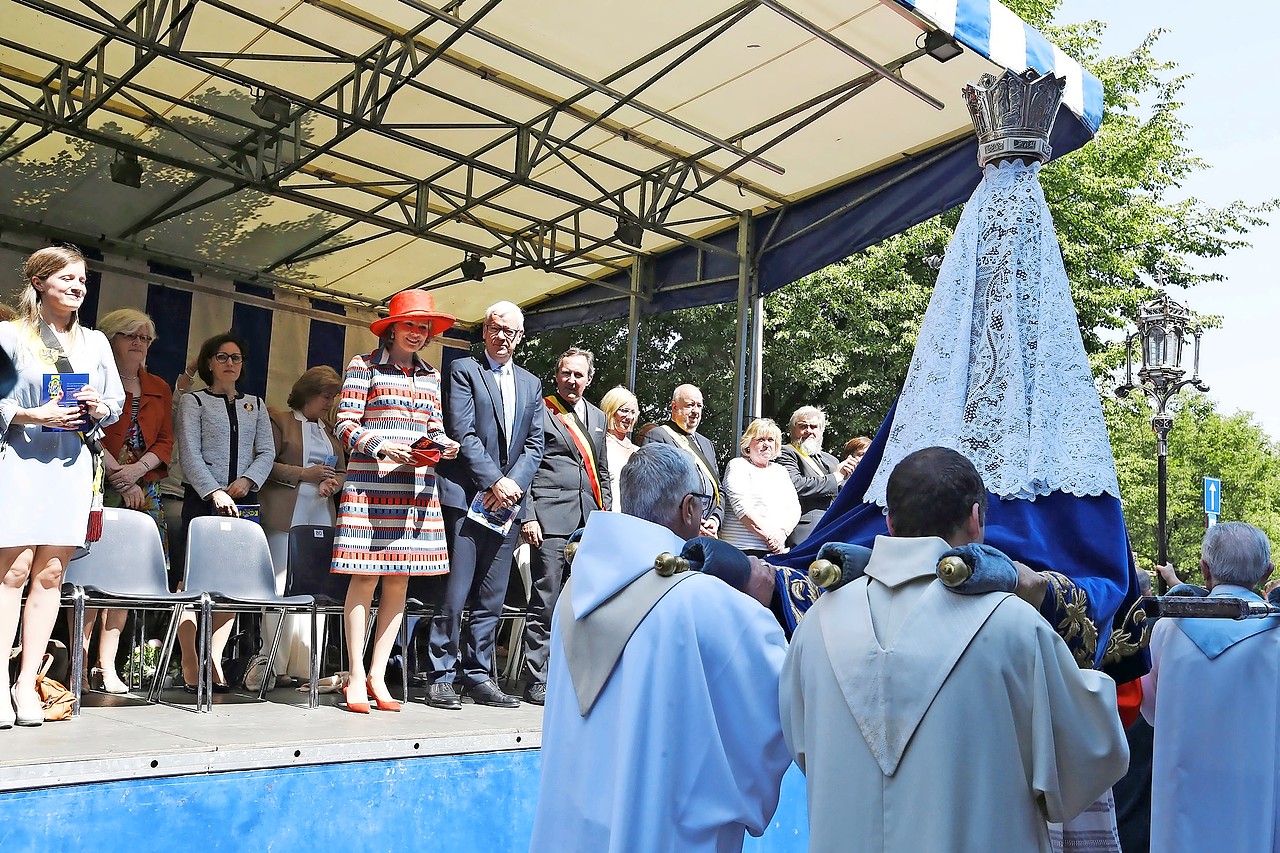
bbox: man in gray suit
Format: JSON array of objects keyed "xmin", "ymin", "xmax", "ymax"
[
  {"xmin": 776, "ymin": 406, "xmax": 856, "ymax": 548},
  {"xmin": 519, "ymin": 347, "xmax": 611, "ymax": 704},
  {"xmin": 429, "ymin": 301, "xmax": 544, "ymax": 710}
]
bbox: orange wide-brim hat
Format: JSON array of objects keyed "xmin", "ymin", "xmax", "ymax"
[{"xmin": 370, "ymin": 289, "xmax": 456, "ymax": 338}]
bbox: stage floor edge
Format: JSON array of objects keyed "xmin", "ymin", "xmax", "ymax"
[{"xmin": 0, "ymin": 692, "xmax": 809, "ymax": 852}]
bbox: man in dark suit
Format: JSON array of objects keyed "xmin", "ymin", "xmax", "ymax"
[
  {"xmin": 429, "ymin": 301, "xmax": 545, "ymax": 710},
  {"xmin": 519, "ymin": 347, "xmax": 611, "ymax": 705},
  {"xmin": 642, "ymin": 383, "xmax": 723, "ymax": 537},
  {"xmin": 776, "ymin": 406, "xmax": 856, "ymax": 548}
]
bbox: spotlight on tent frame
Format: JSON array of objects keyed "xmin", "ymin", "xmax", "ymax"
[
  {"xmin": 614, "ymin": 217, "xmax": 644, "ymax": 249},
  {"xmin": 252, "ymin": 90, "xmax": 292, "ymax": 125},
  {"xmin": 921, "ymin": 30, "xmax": 963, "ymax": 63},
  {"xmin": 110, "ymin": 151, "xmax": 142, "ymax": 188},
  {"xmin": 461, "ymin": 253, "xmax": 486, "ymax": 282}
]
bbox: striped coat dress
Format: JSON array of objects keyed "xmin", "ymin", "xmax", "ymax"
[{"xmin": 331, "ymin": 348, "xmax": 451, "ymax": 576}]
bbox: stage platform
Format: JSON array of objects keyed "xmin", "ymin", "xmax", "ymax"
[{"xmin": 0, "ymin": 685, "xmax": 808, "ymax": 852}]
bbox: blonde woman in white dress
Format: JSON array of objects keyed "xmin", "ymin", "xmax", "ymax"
[{"xmin": 0, "ymin": 246, "xmax": 123, "ymax": 727}]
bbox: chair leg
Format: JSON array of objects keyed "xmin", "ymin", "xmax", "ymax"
[
  {"xmin": 257, "ymin": 609, "xmax": 287, "ymax": 701},
  {"xmin": 199, "ymin": 597, "xmax": 213, "ymax": 712},
  {"xmin": 70, "ymin": 590, "xmax": 86, "ymax": 718},
  {"xmin": 148, "ymin": 604, "xmax": 185, "ymax": 705},
  {"xmin": 308, "ymin": 605, "xmax": 319, "ymax": 710},
  {"xmin": 399, "ymin": 618, "xmax": 410, "ymax": 703}
]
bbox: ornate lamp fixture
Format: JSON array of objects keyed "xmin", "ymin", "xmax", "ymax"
[{"xmin": 1116, "ymin": 290, "xmax": 1210, "ymax": 581}]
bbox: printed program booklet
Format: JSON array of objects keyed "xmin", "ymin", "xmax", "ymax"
[
  {"xmin": 41, "ymin": 372, "xmax": 88, "ymax": 431},
  {"xmin": 467, "ymin": 491, "xmax": 517, "ymax": 536}
]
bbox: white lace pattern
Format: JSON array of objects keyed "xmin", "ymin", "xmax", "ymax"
[{"xmin": 865, "ymin": 160, "xmax": 1120, "ymax": 504}]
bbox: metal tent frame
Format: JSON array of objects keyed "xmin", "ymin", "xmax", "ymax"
[{"xmin": 0, "ymin": 0, "xmax": 1102, "ymax": 435}]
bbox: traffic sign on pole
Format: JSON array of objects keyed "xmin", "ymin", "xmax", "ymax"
[{"xmin": 1204, "ymin": 477, "xmax": 1222, "ymax": 515}]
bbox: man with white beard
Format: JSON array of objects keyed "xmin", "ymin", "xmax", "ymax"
[{"xmin": 776, "ymin": 406, "xmax": 856, "ymax": 547}]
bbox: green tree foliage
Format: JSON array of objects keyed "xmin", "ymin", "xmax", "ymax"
[{"xmin": 1105, "ymin": 395, "xmax": 1280, "ymax": 584}]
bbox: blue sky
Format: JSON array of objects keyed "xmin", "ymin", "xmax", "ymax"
[{"xmin": 1057, "ymin": 0, "xmax": 1279, "ymax": 439}]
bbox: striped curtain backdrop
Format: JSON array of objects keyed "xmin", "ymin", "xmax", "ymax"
[{"xmin": 0, "ymin": 242, "xmax": 471, "ymax": 408}]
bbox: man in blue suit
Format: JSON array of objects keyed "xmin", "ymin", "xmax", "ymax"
[{"xmin": 428, "ymin": 301, "xmax": 545, "ymax": 710}]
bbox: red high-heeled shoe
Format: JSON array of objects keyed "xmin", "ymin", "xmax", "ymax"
[
  {"xmin": 366, "ymin": 676, "xmax": 401, "ymax": 712},
  {"xmin": 341, "ymin": 681, "xmax": 370, "ymax": 714}
]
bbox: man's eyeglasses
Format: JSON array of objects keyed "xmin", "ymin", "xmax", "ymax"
[
  {"xmin": 115, "ymin": 332, "xmax": 154, "ymax": 345},
  {"xmin": 689, "ymin": 492, "xmax": 715, "ymax": 521},
  {"xmin": 486, "ymin": 324, "xmax": 523, "ymax": 341},
  {"xmin": 213, "ymin": 352, "xmax": 244, "ymax": 364}
]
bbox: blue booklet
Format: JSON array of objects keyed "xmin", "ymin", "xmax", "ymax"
[{"xmin": 41, "ymin": 372, "xmax": 88, "ymax": 431}]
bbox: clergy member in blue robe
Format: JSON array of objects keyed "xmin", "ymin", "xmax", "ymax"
[
  {"xmin": 1141, "ymin": 522, "xmax": 1280, "ymax": 853},
  {"xmin": 530, "ymin": 444, "xmax": 790, "ymax": 853}
]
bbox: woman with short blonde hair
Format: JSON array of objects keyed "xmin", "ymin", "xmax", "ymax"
[
  {"xmin": 600, "ymin": 386, "xmax": 640, "ymax": 511},
  {"xmin": 721, "ymin": 417, "xmax": 800, "ymax": 557},
  {"xmin": 84, "ymin": 307, "xmax": 174, "ymax": 694}
]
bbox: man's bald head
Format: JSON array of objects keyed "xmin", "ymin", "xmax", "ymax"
[{"xmin": 670, "ymin": 384, "xmax": 704, "ymax": 433}]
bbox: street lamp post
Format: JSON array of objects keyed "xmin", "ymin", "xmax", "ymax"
[{"xmin": 1116, "ymin": 291, "xmax": 1209, "ymax": 591}]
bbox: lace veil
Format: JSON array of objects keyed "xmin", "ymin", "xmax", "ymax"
[{"xmin": 864, "ymin": 159, "xmax": 1120, "ymax": 505}]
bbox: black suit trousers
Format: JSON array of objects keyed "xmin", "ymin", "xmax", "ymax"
[
  {"xmin": 521, "ymin": 533, "xmax": 570, "ymax": 685},
  {"xmin": 426, "ymin": 505, "xmax": 519, "ymax": 686}
]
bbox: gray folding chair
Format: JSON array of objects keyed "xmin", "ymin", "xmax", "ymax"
[
  {"xmin": 61, "ymin": 507, "xmax": 201, "ymax": 716},
  {"xmin": 175, "ymin": 516, "xmax": 319, "ymax": 711}
]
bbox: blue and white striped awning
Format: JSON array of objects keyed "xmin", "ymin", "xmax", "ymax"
[{"xmin": 898, "ymin": 0, "xmax": 1104, "ymax": 133}]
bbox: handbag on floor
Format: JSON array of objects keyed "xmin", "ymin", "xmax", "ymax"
[{"xmin": 35, "ymin": 653, "xmax": 76, "ymax": 721}]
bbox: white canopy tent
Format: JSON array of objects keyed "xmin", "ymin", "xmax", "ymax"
[{"xmin": 0, "ymin": 0, "xmax": 1101, "ymax": 427}]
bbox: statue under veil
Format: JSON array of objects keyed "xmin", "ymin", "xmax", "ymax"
[
  {"xmin": 774, "ymin": 65, "xmax": 1145, "ymax": 853},
  {"xmin": 779, "ymin": 68, "xmax": 1147, "ymax": 683}
]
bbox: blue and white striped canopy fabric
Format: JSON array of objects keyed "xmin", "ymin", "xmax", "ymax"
[{"xmin": 897, "ymin": 0, "xmax": 1104, "ymax": 133}]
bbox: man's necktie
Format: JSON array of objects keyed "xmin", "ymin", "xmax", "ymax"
[{"xmin": 498, "ymin": 365, "xmax": 515, "ymax": 446}]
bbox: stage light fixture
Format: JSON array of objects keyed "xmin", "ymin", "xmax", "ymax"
[
  {"xmin": 922, "ymin": 30, "xmax": 963, "ymax": 63},
  {"xmin": 109, "ymin": 151, "xmax": 142, "ymax": 188},
  {"xmin": 614, "ymin": 217, "xmax": 644, "ymax": 249},
  {"xmin": 461, "ymin": 253, "xmax": 486, "ymax": 282},
  {"xmin": 252, "ymin": 90, "xmax": 292, "ymax": 125}
]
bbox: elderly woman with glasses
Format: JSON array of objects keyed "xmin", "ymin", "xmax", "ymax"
[
  {"xmin": 81, "ymin": 308, "xmax": 175, "ymax": 694},
  {"xmin": 720, "ymin": 418, "xmax": 801, "ymax": 558},
  {"xmin": 174, "ymin": 331, "xmax": 275, "ymax": 693}
]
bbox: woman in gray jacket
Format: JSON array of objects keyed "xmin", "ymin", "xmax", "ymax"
[{"xmin": 174, "ymin": 331, "xmax": 274, "ymax": 692}]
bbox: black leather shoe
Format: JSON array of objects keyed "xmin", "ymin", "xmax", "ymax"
[
  {"xmin": 427, "ymin": 682, "xmax": 462, "ymax": 710},
  {"xmin": 466, "ymin": 679, "xmax": 520, "ymax": 708},
  {"xmin": 523, "ymin": 682, "xmax": 546, "ymax": 706}
]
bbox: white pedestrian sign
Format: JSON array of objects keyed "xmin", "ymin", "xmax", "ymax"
[{"xmin": 1204, "ymin": 477, "xmax": 1222, "ymax": 516}]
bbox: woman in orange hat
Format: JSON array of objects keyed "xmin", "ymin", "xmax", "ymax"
[{"xmin": 331, "ymin": 290, "xmax": 460, "ymax": 713}]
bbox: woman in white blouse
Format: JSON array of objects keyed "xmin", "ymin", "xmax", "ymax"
[
  {"xmin": 258, "ymin": 366, "xmax": 346, "ymax": 686},
  {"xmin": 599, "ymin": 386, "xmax": 640, "ymax": 512},
  {"xmin": 720, "ymin": 418, "xmax": 800, "ymax": 557}
]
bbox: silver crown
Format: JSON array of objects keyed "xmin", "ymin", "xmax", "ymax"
[{"xmin": 963, "ymin": 69, "xmax": 1066, "ymax": 167}]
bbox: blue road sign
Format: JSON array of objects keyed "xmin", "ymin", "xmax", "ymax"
[{"xmin": 1204, "ymin": 477, "xmax": 1222, "ymax": 515}]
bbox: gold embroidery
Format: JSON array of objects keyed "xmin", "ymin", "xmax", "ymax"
[
  {"xmin": 1043, "ymin": 571, "xmax": 1098, "ymax": 669},
  {"xmin": 1100, "ymin": 598, "xmax": 1154, "ymax": 667}
]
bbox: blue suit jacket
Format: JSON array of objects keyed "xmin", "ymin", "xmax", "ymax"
[{"xmin": 436, "ymin": 355, "xmax": 545, "ymax": 513}]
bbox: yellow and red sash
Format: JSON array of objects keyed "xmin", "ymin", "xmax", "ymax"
[
  {"xmin": 545, "ymin": 395, "xmax": 605, "ymax": 509},
  {"xmin": 658, "ymin": 424, "xmax": 720, "ymax": 507},
  {"xmin": 790, "ymin": 442, "xmax": 829, "ymax": 478}
]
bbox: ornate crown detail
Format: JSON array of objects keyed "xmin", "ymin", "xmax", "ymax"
[{"xmin": 963, "ymin": 69, "xmax": 1066, "ymax": 167}]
